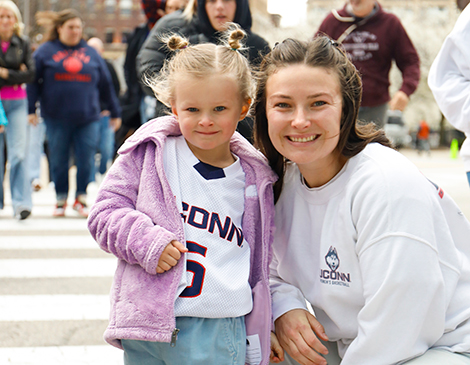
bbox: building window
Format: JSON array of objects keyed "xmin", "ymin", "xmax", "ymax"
[
  {"xmin": 120, "ymin": 0, "xmax": 132, "ymax": 16},
  {"xmin": 122, "ymin": 29, "xmax": 133, "ymax": 43},
  {"xmin": 105, "ymin": 29, "xmax": 114, "ymax": 43},
  {"xmin": 105, "ymin": 0, "xmax": 116, "ymax": 14}
]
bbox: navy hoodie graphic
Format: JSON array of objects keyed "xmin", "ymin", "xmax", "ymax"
[{"xmin": 27, "ymin": 39, "xmax": 121, "ymax": 125}]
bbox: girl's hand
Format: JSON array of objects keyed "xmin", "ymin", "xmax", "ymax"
[
  {"xmin": 156, "ymin": 240, "xmax": 188, "ymax": 274},
  {"xmin": 0, "ymin": 125, "xmax": 4, "ymax": 133},
  {"xmin": 270, "ymin": 331, "xmax": 285, "ymax": 363},
  {"xmin": 0, "ymin": 67, "xmax": 8, "ymax": 79},
  {"xmin": 274, "ymin": 309, "xmax": 329, "ymax": 365}
]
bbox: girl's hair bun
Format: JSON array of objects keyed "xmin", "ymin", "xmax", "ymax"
[
  {"xmin": 227, "ymin": 26, "xmax": 246, "ymax": 50},
  {"xmin": 166, "ymin": 34, "xmax": 189, "ymax": 51}
]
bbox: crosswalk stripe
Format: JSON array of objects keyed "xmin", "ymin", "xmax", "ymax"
[
  {"xmin": 0, "ymin": 259, "xmax": 117, "ymax": 278},
  {"xmin": 0, "ymin": 236, "xmax": 97, "ymax": 250},
  {"xmin": 0, "ymin": 295, "xmax": 110, "ymax": 321},
  {"xmin": 0, "ymin": 345, "xmax": 123, "ymax": 365}
]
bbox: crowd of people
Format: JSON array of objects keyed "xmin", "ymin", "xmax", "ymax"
[{"xmin": 2, "ymin": 0, "xmax": 470, "ymax": 363}]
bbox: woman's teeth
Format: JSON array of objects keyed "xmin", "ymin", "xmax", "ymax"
[{"xmin": 289, "ymin": 135, "xmax": 317, "ymax": 143}]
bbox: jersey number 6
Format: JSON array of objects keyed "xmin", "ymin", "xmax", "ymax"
[{"xmin": 180, "ymin": 241, "xmax": 207, "ymax": 298}]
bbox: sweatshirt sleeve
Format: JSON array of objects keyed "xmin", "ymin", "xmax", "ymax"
[
  {"xmin": 97, "ymin": 55, "xmax": 121, "ymax": 118},
  {"xmin": 428, "ymin": 6, "xmax": 470, "ymax": 134},
  {"xmin": 270, "ymin": 244, "xmax": 309, "ymax": 322},
  {"xmin": 340, "ymin": 166, "xmax": 460, "ymax": 364},
  {"xmin": 26, "ymin": 48, "xmax": 43, "ymax": 115},
  {"xmin": 392, "ymin": 17, "xmax": 420, "ymax": 97},
  {"xmin": 87, "ymin": 149, "xmax": 178, "ymax": 275}
]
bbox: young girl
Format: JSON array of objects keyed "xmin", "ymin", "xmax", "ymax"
[
  {"xmin": 88, "ymin": 26, "xmax": 276, "ymax": 365},
  {"xmin": 256, "ymin": 37, "xmax": 470, "ymax": 364}
]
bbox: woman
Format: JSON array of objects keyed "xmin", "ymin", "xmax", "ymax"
[
  {"xmin": 254, "ymin": 37, "xmax": 470, "ymax": 364},
  {"xmin": 137, "ymin": 0, "xmax": 270, "ymax": 142},
  {"xmin": 27, "ymin": 9, "xmax": 121, "ymax": 218},
  {"xmin": 0, "ymin": 0, "xmax": 35, "ymax": 220}
]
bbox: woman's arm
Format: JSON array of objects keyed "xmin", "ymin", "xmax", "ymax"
[{"xmin": 2, "ymin": 37, "xmax": 36, "ymax": 85}]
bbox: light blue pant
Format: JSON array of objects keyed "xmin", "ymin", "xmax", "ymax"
[
  {"xmin": 140, "ymin": 95, "xmax": 156, "ymax": 124},
  {"xmin": 121, "ymin": 316, "xmax": 246, "ymax": 365},
  {"xmin": 27, "ymin": 119, "xmax": 46, "ymax": 182},
  {"xmin": 0, "ymin": 98, "xmax": 32, "ymax": 215},
  {"xmin": 467, "ymin": 171, "xmax": 470, "ymax": 188},
  {"xmin": 90, "ymin": 114, "xmax": 114, "ymax": 180}
]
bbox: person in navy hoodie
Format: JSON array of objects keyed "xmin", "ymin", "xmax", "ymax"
[{"xmin": 27, "ymin": 9, "xmax": 121, "ymax": 218}]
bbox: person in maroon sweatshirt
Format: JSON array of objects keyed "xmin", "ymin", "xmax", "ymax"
[{"xmin": 317, "ymin": 0, "xmax": 420, "ymax": 128}]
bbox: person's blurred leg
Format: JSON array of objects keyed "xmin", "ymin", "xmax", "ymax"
[
  {"xmin": 3, "ymin": 99, "xmax": 32, "ymax": 218},
  {"xmin": 73, "ymin": 120, "xmax": 100, "ymax": 217},
  {"xmin": 44, "ymin": 118, "xmax": 73, "ymax": 215}
]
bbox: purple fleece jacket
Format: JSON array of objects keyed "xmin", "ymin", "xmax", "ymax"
[{"xmin": 88, "ymin": 116, "xmax": 277, "ymax": 364}]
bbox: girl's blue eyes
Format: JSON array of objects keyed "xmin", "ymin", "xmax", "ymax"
[{"xmin": 186, "ymin": 106, "xmax": 226, "ymax": 112}]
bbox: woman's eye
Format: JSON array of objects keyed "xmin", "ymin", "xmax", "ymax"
[
  {"xmin": 275, "ymin": 103, "xmax": 290, "ymax": 108},
  {"xmin": 313, "ymin": 101, "xmax": 326, "ymax": 107},
  {"xmin": 214, "ymin": 106, "xmax": 226, "ymax": 112}
]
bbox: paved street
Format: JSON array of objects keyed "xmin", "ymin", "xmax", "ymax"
[{"xmin": 0, "ymin": 148, "xmax": 469, "ymax": 365}]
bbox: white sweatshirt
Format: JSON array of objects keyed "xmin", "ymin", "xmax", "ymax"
[
  {"xmin": 428, "ymin": 5, "xmax": 470, "ymax": 171},
  {"xmin": 271, "ymin": 143, "xmax": 470, "ymax": 364}
]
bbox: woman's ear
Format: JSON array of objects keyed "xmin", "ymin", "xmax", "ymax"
[{"xmin": 239, "ymin": 99, "xmax": 251, "ymax": 120}]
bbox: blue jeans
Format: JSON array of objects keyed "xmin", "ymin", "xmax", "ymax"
[
  {"xmin": 27, "ymin": 119, "xmax": 46, "ymax": 181},
  {"xmin": 0, "ymin": 98, "xmax": 32, "ymax": 214},
  {"xmin": 44, "ymin": 118, "xmax": 99, "ymax": 202},
  {"xmin": 122, "ymin": 316, "xmax": 246, "ymax": 365},
  {"xmin": 90, "ymin": 114, "xmax": 114, "ymax": 179},
  {"xmin": 467, "ymin": 171, "xmax": 470, "ymax": 188}
]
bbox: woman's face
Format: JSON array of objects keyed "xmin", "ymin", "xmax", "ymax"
[
  {"xmin": 205, "ymin": 0, "xmax": 236, "ymax": 31},
  {"xmin": 57, "ymin": 17, "xmax": 83, "ymax": 47},
  {"xmin": 0, "ymin": 8, "xmax": 16, "ymax": 38},
  {"xmin": 266, "ymin": 64, "xmax": 345, "ymax": 187}
]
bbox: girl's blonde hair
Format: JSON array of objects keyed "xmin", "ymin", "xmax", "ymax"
[
  {"xmin": 147, "ymin": 24, "xmax": 254, "ymax": 109},
  {"xmin": 0, "ymin": 1, "xmax": 24, "ymax": 37}
]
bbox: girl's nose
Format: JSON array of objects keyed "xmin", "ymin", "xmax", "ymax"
[{"xmin": 199, "ymin": 115, "xmax": 214, "ymax": 127}]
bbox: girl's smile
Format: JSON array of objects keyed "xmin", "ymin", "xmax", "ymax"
[{"xmin": 171, "ymin": 74, "xmax": 250, "ymax": 168}]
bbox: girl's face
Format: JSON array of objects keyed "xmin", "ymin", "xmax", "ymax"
[
  {"xmin": 57, "ymin": 17, "xmax": 83, "ymax": 47},
  {"xmin": 171, "ymin": 74, "xmax": 250, "ymax": 167},
  {"xmin": 266, "ymin": 64, "xmax": 346, "ymax": 187},
  {"xmin": 205, "ymin": 0, "xmax": 236, "ymax": 31},
  {"xmin": 0, "ymin": 8, "xmax": 16, "ymax": 38}
]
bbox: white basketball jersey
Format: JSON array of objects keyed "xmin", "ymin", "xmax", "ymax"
[{"xmin": 163, "ymin": 135, "xmax": 252, "ymax": 318}]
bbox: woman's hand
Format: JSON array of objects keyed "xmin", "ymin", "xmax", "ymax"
[
  {"xmin": 156, "ymin": 240, "xmax": 188, "ymax": 274},
  {"xmin": 274, "ymin": 309, "xmax": 329, "ymax": 365},
  {"xmin": 270, "ymin": 331, "xmax": 285, "ymax": 363},
  {"xmin": 0, "ymin": 67, "xmax": 8, "ymax": 79},
  {"xmin": 28, "ymin": 114, "xmax": 38, "ymax": 126},
  {"xmin": 0, "ymin": 125, "xmax": 4, "ymax": 133},
  {"xmin": 110, "ymin": 117, "xmax": 122, "ymax": 132}
]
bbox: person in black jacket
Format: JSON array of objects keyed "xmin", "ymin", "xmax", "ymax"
[
  {"xmin": 0, "ymin": 0, "xmax": 35, "ymax": 220},
  {"xmin": 137, "ymin": 0, "xmax": 270, "ymax": 143},
  {"xmin": 87, "ymin": 37, "xmax": 121, "ymax": 181}
]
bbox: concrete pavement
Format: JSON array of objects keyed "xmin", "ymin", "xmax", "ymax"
[{"xmin": 0, "ymin": 148, "xmax": 468, "ymax": 364}]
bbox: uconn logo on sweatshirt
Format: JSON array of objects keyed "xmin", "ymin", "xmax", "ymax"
[{"xmin": 319, "ymin": 246, "xmax": 351, "ymax": 287}]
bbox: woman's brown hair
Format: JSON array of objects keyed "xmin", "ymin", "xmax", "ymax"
[
  {"xmin": 254, "ymin": 36, "xmax": 391, "ymax": 202},
  {"xmin": 36, "ymin": 9, "xmax": 82, "ymax": 43}
]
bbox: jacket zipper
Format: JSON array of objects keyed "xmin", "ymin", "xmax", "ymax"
[{"xmin": 170, "ymin": 328, "xmax": 179, "ymax": 347}]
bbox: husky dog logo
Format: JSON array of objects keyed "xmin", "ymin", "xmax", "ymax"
[{"xmin": 325, "ymin": 246, "xmax": 340, "ymax": 272}]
